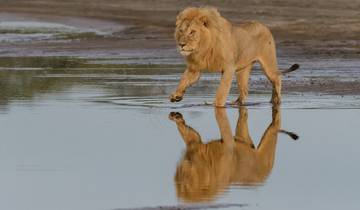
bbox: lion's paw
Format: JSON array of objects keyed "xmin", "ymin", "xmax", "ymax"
[
  {"xmin": 168, "ymin": 112, "xmax": 184, "ymax": 122},
  {"xmin": 169, "ymin": 93, "xmax": 183, "ymax": 103},
  {"xmin": 231, "ymin": 97, "xmax": 246, "ymax": 105},
  {"xmin": 271, "ymin": 96, "xmax": 281, "ymax": 105}
]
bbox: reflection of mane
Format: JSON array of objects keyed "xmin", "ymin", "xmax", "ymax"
[
  {"xmin": 175, "ymin": 140, "xmax": 229, "ymax": 202},
  {"xmin": 169, "ymin": 106, "xmax": 290, "ymax": 203}
]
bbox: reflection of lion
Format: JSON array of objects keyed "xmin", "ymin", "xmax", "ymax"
[
  {"xmin": 169, "ymin": 7, "xmax": 299, "ymax": 106},
  {"xmin": 169, "ymin": 106, "xmax": 298, "ymax": 203}
]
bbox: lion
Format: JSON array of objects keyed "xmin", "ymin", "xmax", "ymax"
[
  {"xmin": 169, "ymin": 7, "xmax": 299, "ymax": 107},
  {"xmin": 169, "ymin": 106, "xmax": 298, "ymax": 202}
]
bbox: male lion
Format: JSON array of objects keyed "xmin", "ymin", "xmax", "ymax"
[
  {"xmin": 169, "ymin": 7, "xmax": 299, "ymax": 106},
  {"xmin": 169, "ymin": 106, "xmax": 298, "ymax": 202}
]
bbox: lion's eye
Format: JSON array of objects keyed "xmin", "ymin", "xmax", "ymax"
[{"xmin": 190, "ymin": 30, "xmax": 196, "ymax": 35}]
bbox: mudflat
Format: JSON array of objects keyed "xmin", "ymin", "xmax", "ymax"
[{"xmin": 1, "ymin": 0, "xmax": 359, "ymax": 55}]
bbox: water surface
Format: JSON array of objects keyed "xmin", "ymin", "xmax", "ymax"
[{"xmin": 0, "ymin": 60, "xmax": 359, "ymax": 210}]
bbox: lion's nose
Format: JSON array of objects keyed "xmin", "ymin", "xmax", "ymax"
[{"xmin": 179, "ymin": 43, "xmax": 186, "ymax": 48}]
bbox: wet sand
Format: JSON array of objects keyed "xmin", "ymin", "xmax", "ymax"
[
  {"xmin": 0, "ymin": 0, "xmax": 359, "ymax": 56},
  {"xmin": 1, "ymin": 1, "xmax": 359, "ymax": 43}
]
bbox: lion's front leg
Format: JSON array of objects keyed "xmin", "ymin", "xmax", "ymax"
[
  {"xmin": 168, "ymin": 112, "xmax": 202, "ymax": 145},
  {"xmin": 170, "ymin": 68, "xmax": 200, "ymax": 103},
  {"xmin": 214, "ymin": 68, "xmax": 234, "ymax": 107}
]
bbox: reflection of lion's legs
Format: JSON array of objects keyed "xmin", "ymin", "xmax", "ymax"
[
  {"xmin": 215, "ymin": 108, "xmax": 235, "ymax": 148},
  {"xmin": 256, "ymin": 105, "xmax": 281, "ymax": 173},
  {"xmin": 235, "ymin": 64, "xmax": 253, "ymax": 105},
  {"xmin": 234, "ymin": 107, "xmax": 254, "ymax": 147},
  {"xmin": 271, "ymin": 104, "xmax": 281, "ymax": 125},
  {"xmin": 259, "ymin": 43, "xmax": 282, "ymax": 104},
  {"xmin": 169, "ymin": 112, "xmax": 202, "ymax": 145}
]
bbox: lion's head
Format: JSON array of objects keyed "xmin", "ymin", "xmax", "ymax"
[{"xmin": 175, "ymin": 7, "xmax": 223, "ymax": 57}]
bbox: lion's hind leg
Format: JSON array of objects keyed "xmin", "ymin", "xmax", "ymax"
[
  {"xmin": 258, "ymin": 42, "xmax": 282, "ymax": 105},
  {"xmin": 234, "ymin": 64, "xmax": 253, "ymax": 105}
]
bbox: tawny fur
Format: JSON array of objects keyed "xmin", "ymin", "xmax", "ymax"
[
  {"xmin": 169, "ymin": 106, "xmax": 282, "ymax": 202},
  {"xmin": 170, "ymin": 7, "xmax": 299, "ymax": 106}
]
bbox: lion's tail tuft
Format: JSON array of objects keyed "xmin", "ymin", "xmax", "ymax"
[
  {"xmin": 280, "ymin": 63, "xmax": 300, "ymax": 75},
  {"xmin": 279, "ymin": 129, "xmax": 299, "ymax": 140}
]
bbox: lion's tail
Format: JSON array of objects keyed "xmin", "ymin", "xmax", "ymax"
[
  {"xmin": 279, "ymin": 129, "xmax": 299, "ymax": 140},
  {"xmin": 279, "ymin": 64, "xmax": 300, "ymax": 75}
]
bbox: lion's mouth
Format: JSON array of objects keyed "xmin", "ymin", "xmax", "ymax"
[{"xmin": 180, "ymin": 49, "xmax": 193, "ymax": 56}]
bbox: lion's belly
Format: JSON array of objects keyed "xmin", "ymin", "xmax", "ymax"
[
  {"xmin": 206, "ymin": 64, "xmax": 224, "ymax": 72},
  {"xmin": 234, "ymin": 40, "xmax": 263, "ymax": 69}
]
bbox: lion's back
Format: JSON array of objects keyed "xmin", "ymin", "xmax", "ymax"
[
  {"xmin": 231, "ymin": 21, "xmax": 274, "ymax": 63},
  {"xmin": 236, "ymin": 21, "xmax": 271, "ymax": 37}
]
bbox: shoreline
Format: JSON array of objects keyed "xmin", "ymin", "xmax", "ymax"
[{"xmin": 0, "ymin": 0, "xmax": 359, "ymax": 58}]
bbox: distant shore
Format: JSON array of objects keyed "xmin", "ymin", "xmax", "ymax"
[{"xmin": 0, "ymin": 0, "xmax": 359, "ymax": 58}]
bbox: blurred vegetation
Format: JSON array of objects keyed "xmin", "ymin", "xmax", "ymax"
[{"xmin": 0, "ymin": 56, "xmax": 184, "ymax": 108}]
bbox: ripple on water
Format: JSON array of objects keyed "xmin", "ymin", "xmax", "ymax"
[{"xmin": 85, "ymin": 94, "xmax": 360, "ymax": 110}]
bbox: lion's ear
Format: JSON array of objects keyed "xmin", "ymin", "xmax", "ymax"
[
  {"xmin": 199, "ymin": 16, "xmax": 209, "ymax": 27},
  {"xmin": 199, "ymin": 7, "xmax": 219, "ymax": 28}
]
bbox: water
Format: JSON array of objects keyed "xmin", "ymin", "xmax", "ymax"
[{"xmin": 0, "ymin": 61, "xmax": 359, "ymax": 210}]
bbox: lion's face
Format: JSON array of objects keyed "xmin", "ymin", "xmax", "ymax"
[
  {"xmin": 175, "ymin": 21, "xmax": 203, "ymax": 56},
  {"xmin": 175, "ymin": 13, "xmax": 212, "ymax": 57}
]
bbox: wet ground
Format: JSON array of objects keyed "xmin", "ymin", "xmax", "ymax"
[{"xmin": 0, "ymin": 5, "xmax": 359, "ymax": 210}]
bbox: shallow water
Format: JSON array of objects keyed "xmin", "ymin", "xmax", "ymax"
[{"xmin": 0, "ymin": 61, "xmax": 359, "ymax": 210}]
